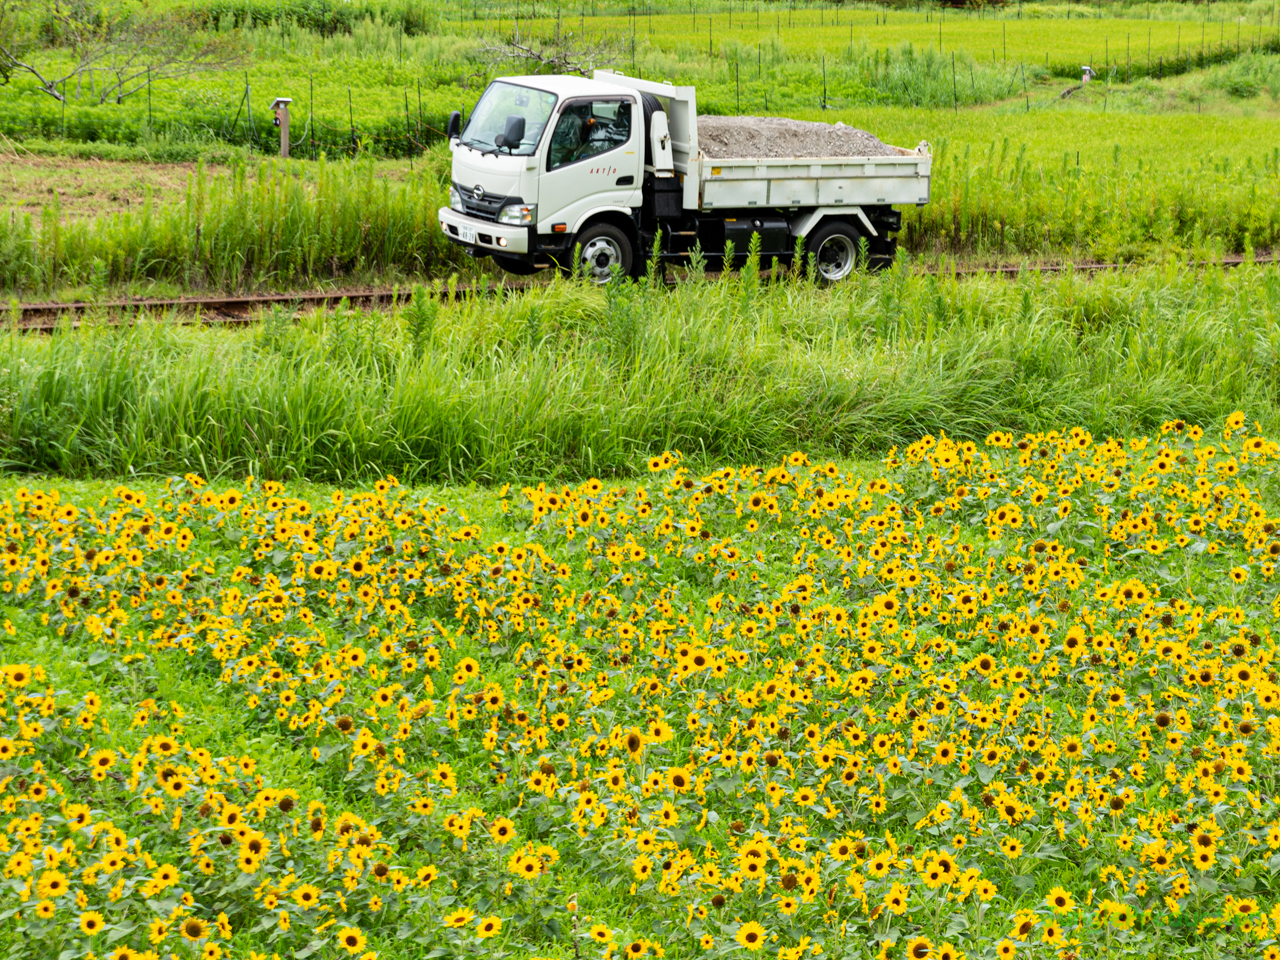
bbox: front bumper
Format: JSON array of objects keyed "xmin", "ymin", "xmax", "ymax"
[{"xmin": 437, "ymin": 207, "xmax": 529, "ymax": 255}]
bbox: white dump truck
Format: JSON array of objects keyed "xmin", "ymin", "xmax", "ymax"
[{"xmin": 438, "ymin": 70, "xmax": 931, "ymax": 282}]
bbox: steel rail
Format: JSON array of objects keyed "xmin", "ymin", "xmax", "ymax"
[{"xmin": 10, "ymin": 255, "xmax": 1278, "ymax": 331}]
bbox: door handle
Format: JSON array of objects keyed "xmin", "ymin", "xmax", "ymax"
[{"xmin": 616, "ymin": 175, "xmax": 635, "ymax": 186}]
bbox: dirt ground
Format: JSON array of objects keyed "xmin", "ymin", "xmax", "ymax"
[
  {"xmin": 0, "ymin": 150, "xmax": 212, "ymax": 220},
  {"xmin": 0, "ymin": 148, "xmax": 439, "ymax": 221}
]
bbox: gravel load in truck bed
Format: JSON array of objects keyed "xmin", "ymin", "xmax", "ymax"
[{"xmin": 697, "ymin": 115, "xmax": 898, "ymax": 159}]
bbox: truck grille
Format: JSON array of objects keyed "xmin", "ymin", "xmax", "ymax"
[{"xmin": 454, "ymin": 183, "xmax": 519, "ymax": 223}]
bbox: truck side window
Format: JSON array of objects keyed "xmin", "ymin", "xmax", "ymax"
[{"xmin": 547, "ymin": 100, "xmax": 631, "ymax": 170}]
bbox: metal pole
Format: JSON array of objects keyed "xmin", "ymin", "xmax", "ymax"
[
  {"xmin": 246, "ymin": 73, "xmax": 256, "ymax": 146},
  {"xmin": 404, "ymin": 89, "xmax": 412, "ymax": 168}
]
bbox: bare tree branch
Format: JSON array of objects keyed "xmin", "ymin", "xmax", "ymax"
[
  {"xmin": 0, "ymin": 0, "xmax": 241, "ymax": 103},
  {"xmin": 476, "ymin": 33, "xmax": 618, "ymax": 78}
]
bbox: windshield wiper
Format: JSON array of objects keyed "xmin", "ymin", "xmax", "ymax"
[
  {"xmin": 461, "ymin": 136, "xmax": 494, "ymax": 154},
  {"xmin": 475, "ymin": 142, "xmax": 522, "ymax": 158}
]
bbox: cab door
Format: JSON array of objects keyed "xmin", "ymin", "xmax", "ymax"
[{"xmin": 536, "ymin": 96, "xmax": 642, "ymax": 235}]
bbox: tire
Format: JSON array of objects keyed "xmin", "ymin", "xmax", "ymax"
[
  {"xmin": 491, "ymin": 254, "xmax": 541, "ymax": 276},
  {"xmin": 571, "ymin": 223, "xmax": 634, "ymax": 284},
  {"xmin": 804, "ymin": 220, "xmax": 864, "ymax": 283}
]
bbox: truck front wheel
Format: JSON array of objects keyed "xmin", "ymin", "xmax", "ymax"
[
  {"xmin": 805, "ymin": 221, "xmax": 863, "ymax": 283},
  {"xmin": 573, "ymin": 223, "xmax": 634, "ymax": 284}
]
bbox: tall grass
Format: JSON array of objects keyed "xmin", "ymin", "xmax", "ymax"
[
  {"xmin": 0, "ymin": 157, "xmax": 463, "ymax": 293},
  {"xmin": 5, "ymin": 262, "xmax": 1280, "ymax": 482},
  {"xmin": 901, "ymin": 136, "xmax": 1280, "ymax": 259}
]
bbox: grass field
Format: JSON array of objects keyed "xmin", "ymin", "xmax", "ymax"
[
  {"xmin": 3, "ymin": 0, "xmax": 1279, "ymax": 152},
  {"xmin": 505, "ymin": 1, "xmax": 1280, "ymax": 74},
  {"xmin": 5, "ymin": 104, "xmax": 1280, "ymax": 298},
  {"xmin": 4, "ymin": 0, "xmax": 1280, "ymax": 293}
]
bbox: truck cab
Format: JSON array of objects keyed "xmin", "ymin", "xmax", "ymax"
[{"xmin": 438, "ymin": 72, "xmax": 931, "ymax": 283}]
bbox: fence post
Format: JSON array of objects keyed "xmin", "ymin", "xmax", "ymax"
[
  {"xmin": 405, "ymin": 88, "xmax": 413, "ymax": 169},
  {"xmin": 270, "ymin": 98, "xmax": 291, "ymax": 158},
  {"xmin": 229, "ymin": 84, "xmax": 246, "ymax": 141},
  {"xmin": 951, "ymin": 52, "xmax": 957, "ymax": 112},
  {"xmin": 349, "ymin": 87, "xmax": 356, "ymax": 155},
  {"xmin": 246, "ymin": 73, "xmax": 256, "ymax": 147}
]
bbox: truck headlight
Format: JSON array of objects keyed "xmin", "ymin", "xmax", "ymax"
[
  {"xmin": 449, "ymin": 186, "xmax": 463, "ymax": 213},
  {"xmin": 498, "ymin": 203, "xmax": 536, "ymax": 226}
]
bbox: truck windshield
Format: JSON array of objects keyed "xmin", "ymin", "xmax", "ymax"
[{"xmin": 460, "ymin": 82, "xmax": 557, "ymax": 156}]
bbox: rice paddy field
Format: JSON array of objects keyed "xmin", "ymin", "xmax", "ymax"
[{"xmin": 8, "ymin": 2, "xmax": 1280, "ymax": 959}]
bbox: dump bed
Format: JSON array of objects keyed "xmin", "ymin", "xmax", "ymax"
[
  {"xmin": 693, "ymin": 150, "xmax": 931, "ymax": 211},
  {"xmin": 592, "ymin": 70, "xmax": 931, "ymax": 213}
]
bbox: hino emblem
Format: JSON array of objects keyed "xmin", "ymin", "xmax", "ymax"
[{"xmin": 472, "ymin": 185, "xmax": 484, "ymax": 200}]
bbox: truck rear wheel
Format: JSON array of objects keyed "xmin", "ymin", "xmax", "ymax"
[
  {"xmin": 573, "ymin": 223, "xmax": 634, "ymax": 284},
  {"xmin": 805, "ymin": 221, "xmax": 863, "ymax": 283}
]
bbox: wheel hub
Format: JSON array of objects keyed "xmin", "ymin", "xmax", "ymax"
[
  {"xmin": 816, "ymin": 234, "xmax": 857, "ymax": 282},
  {"xmin": 581, "ymin": 237, "xmax": 621, "ymax": 283}
]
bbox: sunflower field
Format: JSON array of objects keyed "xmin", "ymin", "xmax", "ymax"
[{"xmin": 4, "ymin": 416, "xmax": 1280, "ymax": 959}]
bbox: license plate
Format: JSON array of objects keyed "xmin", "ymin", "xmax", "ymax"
[{"xmin": 458, "ymin": 223, "xmax": 476, "ymax": 244}]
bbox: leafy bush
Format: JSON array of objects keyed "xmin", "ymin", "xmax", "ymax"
[
  {"xmin": 197, "ymin": 0, "xmax": 356, "ymax": 35},
  {"xmin": 192, "ymin": 0, "xmax": 442, "ymax": 35}
]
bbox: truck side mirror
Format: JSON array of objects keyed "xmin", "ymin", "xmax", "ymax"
[
  {"xmin": 447, "ymin": 110, "xmax": 461, "ymax": 140},
  {"xmin": 502, "ymin": 114, "xmax": 525, "ymax": 151}
]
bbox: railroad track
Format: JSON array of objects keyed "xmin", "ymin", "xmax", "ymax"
[{"xmin": 12, "ymin": 255, "xmax": 1278, "ymax": 331}]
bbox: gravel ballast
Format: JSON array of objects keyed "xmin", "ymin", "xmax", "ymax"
[{"xmin": 697, "ymin": 116, "xmax": 898, "ymax": 159}]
